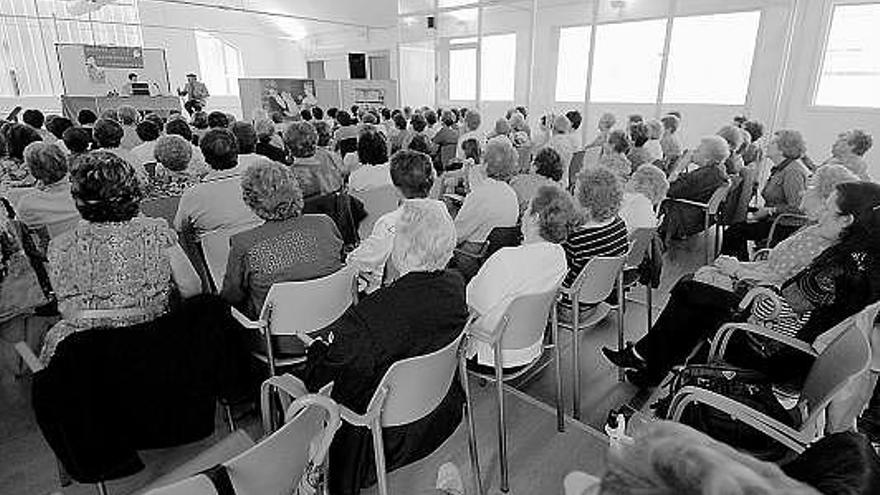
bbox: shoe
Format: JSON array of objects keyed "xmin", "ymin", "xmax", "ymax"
[
  {"xmin": 436, "ymin": 462, "xmax": 464, "ymax": 495},
  {"xmin": 625, "ymin": 369, "xmax": 662, "ymax": 389},
  {"xmin": 601, "ymin": 343, "xmax": 646, "ymax": 371}
]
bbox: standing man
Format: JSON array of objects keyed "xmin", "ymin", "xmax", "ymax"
[{"xmin": 178, "ymin": 73, "xmax": 209, "ymax": 116}]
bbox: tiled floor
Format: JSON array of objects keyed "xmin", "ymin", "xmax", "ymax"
[{"xmin": 0, "ymin": 233, "xmax": 711, "ymax": 494}]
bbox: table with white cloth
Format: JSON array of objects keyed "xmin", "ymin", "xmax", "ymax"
[{"xmin": 61, "ymin": 95, "xmax": 181, "ymax": 120}]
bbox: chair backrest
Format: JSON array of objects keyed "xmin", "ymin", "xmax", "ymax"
[
  {"xmin": 440, "ymin": 143, "xmax": 458, "ymax": 169},
  {"xmin": 199, "ymin": 222, "xmax": 261, "ymax": 291},
  {"xmin": 569, "ymin": 255, "xmax": 627, "ymax": 305},
  {"xmin": 351, "ymin": 185, "xmax": 399, "ymax": 240},
  {"xmin": 626, "ymin": 227, "xmax": 655, "ymax": 269},
  {"xmin": 146, "ymin": 395, "xmax": 341, "ymax": 495},
  {"xmin": 262, "ymin": 267, "xmax": 356, "ymax": 335},
  {"xmin": 141, "ymin": 195, "xmax": 181, "ymax": 226},
  {"xmin": 486, "ymin": 226, "xmax": 523, "ymax": 258},
  {"xmin": 498, "ymin": 287, "xmax": 560, "ymax": 350},
  {"xmin": 369, "ymin": 331, "xmax": 465, "ymax": 428},
  {"xmin": 799, "ymin": 316, "xmax": 871, "ymax": 428},
  {"xmin": 707, "ymin": 183, "xmax": 731, "ymax": 215}
]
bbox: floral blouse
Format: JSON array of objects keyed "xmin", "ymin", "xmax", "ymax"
[
  {"xmin": 40, "ymin": 216, "xmax": 178, "ymax": 363},
  {"xmin": 145, "ymin": 165, "xmax": 200, "ymax": 199}
]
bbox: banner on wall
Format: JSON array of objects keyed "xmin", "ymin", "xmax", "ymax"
[
  {"xmin": 238, "ymin": 78, "xmax": 317, "ymax": 121},
  {"xmin": 82, "ymin": 45, "xmax": 144, "ymax": 69}
]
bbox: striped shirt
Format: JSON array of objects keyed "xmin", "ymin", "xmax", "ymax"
[{"xmin": 562, "ymin": 217, "xmax": 629, "ymax": 289}]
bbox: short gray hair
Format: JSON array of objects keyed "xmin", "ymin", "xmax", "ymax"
[
  {"xmin": 699, "ymin": 135, "xmax": 731, "ymax": 166},
  {"xmin": 241, "ymin": 160, "xmax": 304, "ymax": 221},
  {"xmin": 392, "ymin": 199, "xmax": 455, "ymax": 274},
  {"xmin": 774, "ymin": 129, "xmax": 807, "ymax": 159},
  {"xmin": 811, "ymin": 164, "xmax": 858, "ymax": 200},
  {"xmin": 484, "ymin": 136, "xmax": 517, "ymax": 182},
  {"xmin": 575, "ymin": 166, "xmax": 623, "ymax": 222},
  {"xmin": 628, "ymin": 163, "xmax": 670, "ymax": 205},
  {"xmin": 153, "ymin": 135, "xmax": 192, "ymax": 172},
  {"xmin": 24, "ymin": 142, "xmax": 67, "ymax": 185}
]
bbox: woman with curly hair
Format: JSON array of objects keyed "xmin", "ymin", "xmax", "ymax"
[
  {"xmin": 39, "ymin": 151, "xmax": 201, "ymax": 364},
  {"xmin": 284, "ymin": 121, "xmax": 343, "ymax": 199},
  {"xmin": 221, "ymin": 160, "xmax": 343, "ymax": 327}
]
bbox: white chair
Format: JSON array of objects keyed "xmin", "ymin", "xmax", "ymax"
[
  {"xmin": 670, "ymin": 311, "xmax": 872, "ymax": 455},
  {"xmin": 624, "ymin": 227, "xmax": 656, "ymax": 335},
  {"xmin": 199, "ymin": 222, "xmax": 261, "ymax": 293},
  {"xmin": 663, "ymin": 183, "xmax": 731, "ymax": 264},
  {"xmin": 558, "ymin": 255, "xmax": 627, "ymax": 418},
  {"xmin": 145, "ymin": 393, "xmax": 341, "ymax": 495},
  {"xmin": 232, "ymin": 267, "xmax": 357, "ymax": 377},
  {"xmin": 465, "ymin": 285, "xmax": 564, "ymax": 493},
  {"xmin": 351, "ymin": 185, "xmax": 399, "ymax": 241}
]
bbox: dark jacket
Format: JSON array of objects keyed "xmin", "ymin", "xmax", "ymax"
[
  {"xmin": 255, "ymin": 141, "xmax": 290, "ymax": 165},
  {"xmin": 303, "ymin": 270, "xmax": 469, "ymax": 494},
  {"xmin": 31, "ymin": 295, "xmax": 253, "ymax": 483},
  {"xmin": 660, "ymin": 165, "xmax": 729, "ymax": 239}
]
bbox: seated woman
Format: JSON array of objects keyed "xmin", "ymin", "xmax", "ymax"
[
  {"xmin": 467, "ymin": 185, "xmax": 575, "ymax": 371},
  {"xmin": 253, "ymin": 118, "xmax": 289, "ymax": 165},
  {"xmin": 14, "ymin": 142, "xmax": 80, "ymax": 238},
  {"xmin": 347, "ymin": 150, "xmax": 437, "ymax": 292},
  {"xmin": 347, "ymin": 126, "xmax": 391, "ymax": 192},
  {"xmin": 596, "ymin": 129, "xmax": 633, "ymax": 181},
  {"xmin": 720, "ymin": 129, "xmax": 811, "ymax": 260},
  {"xmin": 620, "ymin": 163, "xmax": 668, "ymax": 234},
  {"xmin": 510, "ymin": 147, "xmax": 564, "ymax": 216},
  {"xmin": 626, "ymin": 121, "xmax": 654, "ymax": 169},
  {"xmin": 300, "ymin": 199, "xmax": 468, "ymax": 495},
  {"xmin": 284, "ymin": 121, "xmax": 343, "ymax": 199},
  {"xmin": 561, "ymin": 167, "xmax": 629, "ymax": 303},
  {"xmin": 39, "ymin": 151, "xmax": 202, "ymax": 364},
  {"xmin": 717, "ymin": 124, "xmax": 745, "ymax": 175},
  {"xmin": 659, "ymin": 135, "xmax": 730, "ymax": 242},
  {"xmin": 453, "ymin": 136, "xmax": 519, "ymax": 247},
  {"xmin": 603, "ymin": 181, "xmax": 880, "ymax": 387},
  {"xmin": 148, "ymin": 135, "xmax": 198, "ymax": 198},
  {"xmin": 0, "ymin": 123, "xmax": 42, "ymax": 186}
]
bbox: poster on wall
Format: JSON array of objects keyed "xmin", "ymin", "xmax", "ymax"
[
  {"xmin": 83, "ymin": 45, "xmax": 144, "ymax": 68},
  {"xmin": 238, "ymin": 78, "xmax": 317, "ymax": 121}
]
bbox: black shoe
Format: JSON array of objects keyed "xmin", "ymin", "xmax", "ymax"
[
  {"xmin": 625, "ymin": 369, "xmax": 662, "ymax": 389},
  {"xmin": 602, "ymin": 343, "xmax": 646, "ymax": 371}
]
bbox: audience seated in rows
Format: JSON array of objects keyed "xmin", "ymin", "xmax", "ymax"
[
  {"xmin": 39, "ymin": 151, "xmax": 201, "ymax": 364},
  {"xmin": 605, "ymin": 181, "xmax": 880, "ymax": 387}
]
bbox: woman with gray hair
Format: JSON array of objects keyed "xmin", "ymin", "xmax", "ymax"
[
  {"xmin": 15, "ymin": 142, "xmax": 80, "ymax": 237},
  {"xmin": 221, "ymin": 160, "xmax": 343, "ymax": 326},
  {"xmin": 149, "ymin": 134, "xmax": 197, "ymax": 198},
  {"xmin": 660, "ymin": 135, "xmax": 731, "ymax": 241},
  {"xmin": 283, "ymin": 121, "xmax": 343, "ymax": 198},
  {"xmin": 620, "ymin": 163, "xmax": 669, "ymax": 233},
  {"xmin": 453, "ymin": 136, "xmax": 519, "ymax": 246},
  {"xmin": 721, "ymin": 129, "xmax": 810, "ymax": 260},
  {"xmin": 298, "ymin": 198, "xmax": 468, "ymax": 495}
]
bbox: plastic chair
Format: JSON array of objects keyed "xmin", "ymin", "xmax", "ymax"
[
  {"xmin": 439, "ymin": 143, "xmax": 458, "ymax": 171},
  {"xmin": 351, "ymin": 185, "xmax": 399, "ymax": 241},
  {"xmin": 451, "ymin": 226, "xmax": 523, "ymax": 281},
  {"xmin": 465, "ymin": 285, "xmax": 565, "ymax": 493},
  {"xmin": 670, "ymin": 311, "xmax": 872, "ymax": 455},
  {"xmin": 231, "ymin": 267, "xmax": 357, "ymax": 377},
  {"xmin": 766, "ymin": 213, "xmax": 811, "ymax": 249},
  {"xmin": 140, "ymin": 195, "xmax": 181, "ymax": 226},
  {"xmin": 341, "ymin": 331, "xmax": 476, "ymax": 495},
  {"xmin": 664, "ymin": 183, "xmax": 731, "ymax": 264},
  {"xmin": 145, "ymin": 394, "xmax": 341, "ymax": 495},
  {"xmin": 624, "ymin": 228, "xmax": 656, "ymax": 334},
  {"xmin": 558, "ymin": 255, "xmax": 627, "ymax": 417},
  {"xmin": 199, "ymin": 222, "xmax": 261, "ymax": 293}
]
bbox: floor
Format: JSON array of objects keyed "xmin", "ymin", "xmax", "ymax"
[{"xmin": 0, "ymin": 233, "xmax": 712, "ymax": 495}]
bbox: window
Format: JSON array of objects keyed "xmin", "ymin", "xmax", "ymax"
[
  {"xmin": 0, "ymin": 0, "xmax": 142, "ymax": 96},
  {"xmin": 663, "ymin": 11, "xmax": 760, "ymax": 105},
  {"xmin": 815, "ymin": 3, "xmax": 880, "ymax": 108},
  {"xmin": 590, "ymin": 19, "xmax": 666, "ymax": 103},
  {"xmin": 196, "ymin": 31, "xmax": 242, "ymax": 96},
  {"xmin": 480, "ymin": 33, "xmax": 516, "ymax": 101},
  {"xmin": 449, "ymin": 46, "xmax": 476, "ymax": 100},
  {"xmin": 555, "ymin": 25, "xmax": 591, "ymax": 102}
]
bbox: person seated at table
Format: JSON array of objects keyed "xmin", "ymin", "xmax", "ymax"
[
  {"xmin": 720, "ymin": 129, "xmax": 810, "ymax": 260},
  {"xmin": 173, "ymin": 129, "xmax": 261, "ymax": 238},
  {"xmin": 1, "ymin": 123, "xmax": 42, "ymax": 186},
  {"xmin": 620, "ymin": 163, "xmax": 668, "ymax": 234},
  {"xmin": 14, "ymin": 142, "xmax": 80, "ymax": 238},
  {"xmin": 117, "ymin": 105, "xmax": 141, "ymax": 151},
  {"xmin": 561, "ymin": 167, "xmax": 629, "ymax": 306},
  {"xmin": 147, "ymin": 135, "xmax": 199, "ymax": 199},
  {"xmin": 130, "ymin": 120, "xmax": 162, "ymax": 168},
  {"xmin": 596, "ymin": 129, "xmax": 633, "ymax": 181},
  {"xmin": 658, "ymin": 135, "xmax": 731, "ymax": 242},
  {"xmin": 348, "ymin": 127, "xmax": 391, "ymax": 192},
  {"xmin": 603, "ymin": 181, "xmax": 880, "ymax": 387},
  {"xmin": 284, "ymin": 121, "xmax": 343, "ymax": 199},
  {"xmin": 453, "ymin": 136, "xmax": 519, "ymax": 248},
  {"xmin": 221, "ymin": 160, "xmax": 342, "ymax": 337},
  {"xmin": 822, "ymin": 129, "xmax": 873, "ymax": 181},
  {"xmin": 467, "ymin": 185, "xmax": 575, "ymax": 372},
  {"xmin": 39, "ymin": 151, "xmax": 201, "ymax": 364},
  {"xmin": 510, "ymin": 147, "xmax": 564, "ymax": 216},
  {"xmin": 299, "ymin": 199, "xmax": 468, "ymax": 495},
  {"xmin": 347, "ymin": 149, "xmax": 437, "ymax": 293}
]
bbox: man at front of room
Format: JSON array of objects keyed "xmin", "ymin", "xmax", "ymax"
[{"xmin": 178, "ymin": 73, "xmax": 210, "ymax": 116}]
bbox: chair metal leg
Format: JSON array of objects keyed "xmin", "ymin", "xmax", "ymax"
[
  {"xmin": 646, "ymin": 284, "xmax": 653, "ymax": 331},
  {"xmin": 551, "ymin": 301, "xmax": 564, "ymax": 433},
  {"xmin": 57, "ymin": 457, "xmax": 71, "ymax": 487},
  {"xmin": 96, "ymin": 481, "xmax": 108, "ymax": 495},
  {"xmin": 459, "ymin": 352, "xmax": 483, "ymax": 495},
  {"xmin": 572, "ymin": 298, "xmax": 581, "ymax": 420},
  {"xmin": 617, "ymin": 275, "xmax": 625, "ymax": 382},
  {"xmin": 263, "ymin": 328, "xmax": 278, "ymax": 432},
  {"xmin": 494, "ymin": 344, "xmax": 509, "ymax": 493},
  {"xmin": 371, "ymin": 419, "xmax": 389, "ymax": 495},
  {"xmin": 704, "ymin": 212, "xmax": 712, "ymax": 265},
  {"xmin": 224, "ymin": 402, "xmax": 236, "ymax": 433}
]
